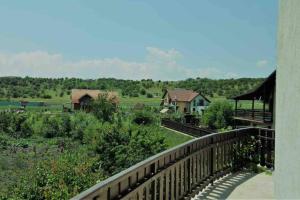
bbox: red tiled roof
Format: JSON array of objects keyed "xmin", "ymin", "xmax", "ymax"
[
  {"xmin": 166, "ymin": 89, "xmax": 200, "ymax": 102},
  {"xmin": 71, "ymin": 89, "xmax": 119, "ymax": 104}
]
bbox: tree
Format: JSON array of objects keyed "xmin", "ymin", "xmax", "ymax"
[
  {"xmin": 146, "ymin": 93, "xmax": 153, "ymax": 98},
  {"xmin": 132, "ymin": 110, "xmax": 154, "ymax": 125},
  {"xmin": 140, "ymin": 88, "xmax": 146, "ymax": 95},
  {"xmin": 91, "ymin": 93, "xmax": 117, "ymax": 122},
  {"xmin": 94, "ymin": 125, "xmax": 166, "ymax": 174},
  {"xmin": 202, "ymin": 100, "xmax": 233, "ymax": 129}
]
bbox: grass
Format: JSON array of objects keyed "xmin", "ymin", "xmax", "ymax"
[{"xmin": 160, "ymin": 127, "xmax": 193, "ymax": 148}]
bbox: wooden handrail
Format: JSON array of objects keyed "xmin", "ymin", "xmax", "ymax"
[{"xmin": 71, "ymin": 127, "xmax": 275, "ymax": 200}]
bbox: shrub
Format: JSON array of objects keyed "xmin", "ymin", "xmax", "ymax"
[
  {"xmin": 91, "ymin": 93, "xmax": 117, "ymax": 122},
  {"xmin": 11, "ymin": 150, "xmax": 105, "ymax": 200},
  {"xmin": 132, "ymin": 110, "xmax": 154, "ymax": 125},
  {"xmin": 146, "ymin": 93, "xmax": 153, "ymax": 98},
  {"xmin": 41, "ymin": 116, "xmax": 64, "ymax": 138},
  {"xmin": 94, "ymin": 125, "xmax": 166, "ymax": 174},
  {"xmin": 42, "ymin": 94, "xmax": 52, "ymax": 99},
  {"xmin": 202, "ymin": 100, "xmax": 233, "ymax": 129},
  {"xmin": 140, "ymin": 89, "xmax": 146, "ymax": 95}
]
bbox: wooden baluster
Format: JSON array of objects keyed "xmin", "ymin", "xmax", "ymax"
[
  {"xmin": 260, "ymin": 129, "xmax": 266, "ymax": 167},
  {"xmin": 180, "ymin": 163, "xmax": 184, "ymax": 198},
  {"xmin": 266, "ymin": 130, "xmax": 273, "ymax": 168},
  {"xmin": 165, "ymin": 170, "xmax": 169, "ymax": 200},
  {"xmin": 210, "ymin": 137, "xmax": 215, "ymax": 184},
  {"xmin": 159, "ymin": 177, "xmax": 163, "ymax": 200},
  {"xmin": 175, "ymin": 166, "xmax": 179, "ymax": 200},
  {"xmin": 170, "ymin": 168, "xmax": 174, "ymax": 200}
]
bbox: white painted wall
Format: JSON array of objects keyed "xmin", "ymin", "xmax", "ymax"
[
  {"xmin": 276, "ymin": 0, "xmax": 300, "ymax": 198},
  {"xmin": 190, "ymin": 95, "xmax": 209, "ymax": 114}
]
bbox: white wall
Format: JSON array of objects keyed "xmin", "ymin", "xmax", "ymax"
[
  {"xmin": 275, "ymin": 0, "xmax": 300, "ymax": 198},
  {"xmin": 190, "ymin": 95, "xmax": 209, "ymax": 114}
]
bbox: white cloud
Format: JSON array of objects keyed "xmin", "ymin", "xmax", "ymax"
[
  {"xmin": 256, "ymin": 59, "xmax": 268, "ymax": 68},
  {"xmin": 0, "ymin": 47, "xmax": 239, "ymax": 80}
]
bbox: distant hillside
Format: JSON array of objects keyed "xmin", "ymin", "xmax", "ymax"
[{"xmin": 0, "ymin": 76, "xmax": 264, "ymax": 101}]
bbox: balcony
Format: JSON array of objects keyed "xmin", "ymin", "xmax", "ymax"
[
  {"xmin": 234, "ymin": 109, "xmax": 273, "ymax": 126},
  {"xmin": 71, "ymin": 127, "xmax": 275, "ymax": 200}
]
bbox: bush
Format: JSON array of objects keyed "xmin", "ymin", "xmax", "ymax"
[
  {"xmin": 146, "ymin": 93, "xmax": 153, "ymax": 98},
  {"xmin": 202, "ymin": 100, "xmax": 233, "ymax": 129},
  {"xmin": 140, "ymin": 89, "xmax": 146, "ymax": 95},
  {"xmin": 0, "ymin": 112, "xmax": 33, "ymax": 138},
  {"xmin": 11, "ymin": 150, "xmax": 104, "ymax": 200},
  {"xmin": 94, "ymin": 125, "xmax": 166, "ymax": 174},
  {"xmin": 132, "ymin": 110, "xmax": 155, "ymax": 125},
  {"xmin": 91, "ymin": 93, "xmax": 117, "ymax": 122},
  {"xmin": 69, "ymin": 112, "xmax": 100, "ymax": 142},
  {"xmin": 41, "ymin": 116, "xmax": 64, "ymax": 138},
  {"xmin": 42, "ymin": 94, "xmax": 52, "ymax": 99}
]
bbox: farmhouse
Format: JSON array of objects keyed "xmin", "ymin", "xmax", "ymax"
[
  {"xmin": 71, "ymin": 89, "xmax": 118, "ymax": 110},
  {"xmin": 161, "ymin": 88, "xmax": 210, "ymax": 114}
]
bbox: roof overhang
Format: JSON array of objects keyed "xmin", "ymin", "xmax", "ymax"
[{"xmin": 232, "ymin": 70, "xmax": 276, "ymax": 101}]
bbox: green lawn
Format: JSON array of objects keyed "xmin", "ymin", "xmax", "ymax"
[{"xmin": 160, "ymin": 127, "xmax": 193, "ymax": 148}]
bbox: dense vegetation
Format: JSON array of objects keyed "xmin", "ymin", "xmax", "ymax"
[
  {"xmin": 0, "ymin": 76, "xmax": 263, "ymax": 100},
  {"xmin": 0, "ymin": 96, "xmax": 190, "ymax": 199},
  {"xmin": 202, "ymin": 100, "xmax": 234, "ymax": 130},
  {"xmin": 0, "ymin": 76, "xmax": 263, "ymax": 199}
]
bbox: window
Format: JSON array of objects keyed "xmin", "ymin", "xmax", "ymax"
[
  {"xmin": 184, "ymin": 107, "xmax": 187, "ymax": 112},
  {"xmin": 199, "ymin": 99, "xmax": 204, "ymax": 106}
]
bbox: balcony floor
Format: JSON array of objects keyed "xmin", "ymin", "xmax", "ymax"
[{"xmin": 192, "ymin": 170, "xmax": 274, "ymax": 199}]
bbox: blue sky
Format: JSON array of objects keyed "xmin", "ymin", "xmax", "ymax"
[{"xmin": 0, "ymin": 0, "xmax": 278, "ymax": 80}]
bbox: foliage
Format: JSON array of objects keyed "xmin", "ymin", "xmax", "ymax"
[
  {"xmin": 0, "ymin": 112, "xmax": 33, "ymax": 138},
  {"xmin": 140, "ymin": 88, "xmax": 146, "ymax": 95},
  {"xmin": 94, "ymin": 124, "xmax": 166, "ymax": 174},
  {"xmin": 146, "ymin": 93, "xmax": 153, "ymax": 98},
  {"xmin": 91, "ymin": 93, "xmax": 117, "ymax": 122},
  {"xmin": 0, "ymin": 76, "xmax": 263, "ymax": 101},
  {"xmin": 132, "ymin": 110, "xmax": 155, "ymax": 125},
  {"xmin": 0, "ymin": 105, "xmax": 189, "ymax": 199},
  {"xmin": 9, "ymin": 150, "xmax": 105, "ymax": 200},
  {"xmin": 202, "ymin": 100, "xmax": 233, "ymax": 129}
]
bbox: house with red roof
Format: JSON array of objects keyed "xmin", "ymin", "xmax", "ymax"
[{"xmin": 161, "ymin": 88, "xmax": 210, "ymax": 114}]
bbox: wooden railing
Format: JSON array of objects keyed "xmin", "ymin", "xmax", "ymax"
[
  {"xmin": 161, "ymin": 118, "xmax": 212, "ymax": 137},
  {"xmin": 72, "ymin": 127, "xmax": 274, "ymax": 200},
  {"xmin": 235, "ymin": 109, "xmax": 273, "ymax": 123}
]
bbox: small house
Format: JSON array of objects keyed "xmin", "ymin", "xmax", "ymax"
[
  {"xmin": 71, "ymin": 89, "xmax": 118, "ymax": 110},
  {"xmin": 161, "ymin": 88, "xmax": 210, "ymax": 114}
]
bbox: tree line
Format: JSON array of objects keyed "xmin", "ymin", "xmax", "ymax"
[{"xmin": 0, "ymin": 76, "xmax": 264, "ymax": 99}]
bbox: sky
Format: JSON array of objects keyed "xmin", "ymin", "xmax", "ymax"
[{"xmin": 0, "ymin": 0, "xmax": 278, "ymax": 80}]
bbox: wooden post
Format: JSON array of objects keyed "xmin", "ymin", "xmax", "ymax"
[
  {"xmin": 263, "ymin": 85, "xmax": 266, "ymax": 122},
  {"xmin": 235, "ymin": 100, "xmax": 238, "ymax": 116},
  {"xmin": 252, "ymin": 98, "xmax": 255, "ymax": 119}
]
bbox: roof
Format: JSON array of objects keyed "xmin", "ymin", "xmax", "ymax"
[
  {"xmin": 163, "ymin": 88, "xmax": 210, "ymax": 103},
  {"xmin": 232, "ymin": 70, "xmax": 276, "ymax": 101},
  {"xmin": 71, "ymin": 89, "xmax": 119, "ymax": 104}
]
